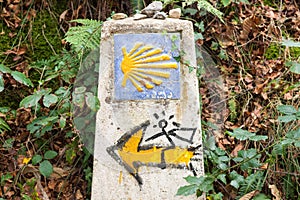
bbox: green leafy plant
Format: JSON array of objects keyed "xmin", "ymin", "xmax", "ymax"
[
  {"xmin": 277, "ymin": 105, "xmax": 300, "ymax": 123},
  {"xmin": 0, "ymin": 63, "xmax": 33, "ymax": 92},
  {"xmin": 1, "ymin": 173, "xmax": 13, "ymax": 186},
  {"xmin": 281, "ymin": 39, "xmax": 300, "ymax": 74},
  {"xmin": 31, "ymin": 150, "xmax": 58, "ymax": 178},
  {"xmin": 180, "ymin": 104, "xmax": 299, "ymax": 199},
  {"xmin": 285, "ymin": 61, "xmax": 300, "ymax": 75},
  {"xmin": 273, "ymin": 104, "xmax": 300, "ymax": 150},
  {"xmin": 270, "ymin": 104, "xmax": 300, "ymax": 199},
  {"xmin": 163, "ymin": 0, "xmax": 224, "ymax": 22},
  {"xmin": 177, "ymin": 129, "xmax": 269, "ymax": 199},
  {"xmin": 227, "ymin": 128, "xmax": 268, "ymax": 141}
]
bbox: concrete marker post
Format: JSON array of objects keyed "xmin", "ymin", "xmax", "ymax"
[{"xmin": 92, "ymin": 18, "xmax": 204, "ymax": 200}]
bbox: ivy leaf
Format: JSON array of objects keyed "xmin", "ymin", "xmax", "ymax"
[
  {"xmin": 194, "ymin": 32, "xmax": 204, "ymax": 41},
  {"xmin": 176, "ymin": 184, "xmax": 198, "ymax": 196},
  {"xmin": 32, "ymin": 155, "xmax": 43, "ymax": 165},
  {"xmin": 20, "ymin": 93, "xmax": 43, "ymax": 108},
  {"xmin": 55, "ymin": 87, "xmax": 70, "ymax": 96},
  {"xmin": 221, "ymin": 0, "xmax": 231, "ymax": 7},
  {"xmin": 205, "ymin": 136, "xmax": 216, "ymax": 151},
  {"xmin": 237, "ymin": 149, "xmax": 262, "ymax": 170},
  {"xmin": 44, "ymin": 150, "xmax": 58, "ymax": 159},
  {"xmin": 278, "ymin": 115, "xmax": 297, "ymax": 123},
  {"xmin": 43, "ymin": 94, "xmax": 58, "ymax": 108},
  {"xmin": 286, "ymin": 128, "xmax": 300, "ymax": 139},
  {"xmin": 230, "ymin": 180, "xmax": 240, "ymax": 189},
  {"xmin": 39, "ymin": 160, "xmax": 53, "ymax": 177},
  {"xmin": 0, "ymin": 64, "xmax": 12, "ymax": 74},
  {"xmin": 229, "ymin": 171, "xmax": 244, "ymax": 189},
  {"xmin": 74, "ymin": 86, "xmax": 86, "ymax": 94},
  {"xmin": 11, "ymin": 71, "xmax": 33, "ymax": 87},
  {"xmin": 229, "ymin": 128, "xmax": 268, "ymax": 141},
  {"xmin": 20, "ymin": 89, "xmax": 51, "ymax": 108},
  {"xmin": 85, "ymin": 92, "xmax": 100, "ymax": 111},
  {"xmin": 294, "ymin": 141, "xmax": 300, "ymax": 147},
  {"xmin": 218, "ymin": 49, "xmax": 228, "ymax": 60},
  {"xmin": 271, "ymin": 144, "xmax": 285, "ymax": 156},
  {"xmin": 277, "ymin": 105, "xmax": 297, "ymax": 115},
  {"xmin": 289, "ymin": 62, "xmax": 300, "ymax": 74},
  {"xmin": 282, "ymin": 39, "xmax": 300, "ymax": 47},
  {"xmin": 59, "ymin": 116, "xmax": 66, "ymax": 129},
  {"xmin": 227, "ymin": 128, "xmax": 255, "ymax": 140},
  {"xmin": 26, "ymin": 116, "xmax": 58, "ymax": 136},
  {"xmin": 3, "ymin": 138, "xmax": 14, "ymax": 148},
  {"xmin": 249, "ymin": 135, "xmax": 268, "ymax": 141},
  {"xmin": 198, "ymin": 176, "xmax": 214, "ymax": 192},
  {"xmin": 280, "ymin": 138, "xmax": 294, "ymax": 145},
  {"xmin": 0, "ymin": 75, "xmax": 4, "ymax": 92},
  {"xmin": 217, "ymin": 174, "xmax": 227, "ymax": 184},
  {"xmin": 184, "ymin": 176, "xmax": 204, "ymax": 185},
  {"xmin": 73, "ymin": 93, "xmax": 85, "ymax": 108},
  {"xmin": 183, "ymin": 8, "xmax": 198, "ymax": 15}
]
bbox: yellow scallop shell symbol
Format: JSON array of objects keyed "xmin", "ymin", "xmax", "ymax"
[{"xmin": 120, "ymin": 43, "xmax": 178, "ymax": 92}]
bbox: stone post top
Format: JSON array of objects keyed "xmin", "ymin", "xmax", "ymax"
[{"xmin": 101, "ymin": 17, "xmax": 193, "ymax": 38}]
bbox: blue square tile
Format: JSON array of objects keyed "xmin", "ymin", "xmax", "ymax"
[{"xmin": 114, "ymin": 33, "xmax": 181, "ymax": 100}]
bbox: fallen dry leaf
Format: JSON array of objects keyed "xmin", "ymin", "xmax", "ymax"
[
  {"xmin": 59, "ymin": 9, "xmax": 69, "ymax": 22},
  {"xmin": 48, "ymin": 179, "xmax": 57, "ymax": 190},
  {"xmin": 50, "ymin": 167, "xmax": 70, "ymax": 179},
  {"xmin": 260, "ymin": 163, "xmax": 268, "ymax": 170},
  {"xmin": 230, "ymin": 143, "xmax": 244, "ymax": 157},
  {"xmin": 76, "ymin": 189, "xmax": 83, "ymax": 199},
  {"xmin": 239, "ymin": 15, "xmax": 261, "ymax": 43},
  {"xmin": 239, "ymin": 190, "xmax": 260, "ymax": 200},
  {"xmin": 269, "ymin": 184, "xmax": 281, "ymax": 200}
]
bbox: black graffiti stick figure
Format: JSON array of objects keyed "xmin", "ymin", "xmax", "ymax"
[
  {"xmin": 145, "ymin": 112, "xmax": 197, "ymax": 145},
  {"xmin": 145, "ymin": 117, "xmax": 178, "ymax": 146}
]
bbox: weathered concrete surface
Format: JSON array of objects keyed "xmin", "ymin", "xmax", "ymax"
[{"xmin": 92, "ymin": 18, "xmax": 204, "ymax": 200}]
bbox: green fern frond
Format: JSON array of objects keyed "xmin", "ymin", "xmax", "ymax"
[{"xmin": 65, "ymin": 19, "xmax": 102, "ymax": 54}]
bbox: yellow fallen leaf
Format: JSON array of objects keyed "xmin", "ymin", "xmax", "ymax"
[
  {"xmin": 22, "ymin": 157, "xmax": 31, "ymax": 164},
  {"xmin": 206, "ymin": 196, "xmax": 213, "ymax": 200}
]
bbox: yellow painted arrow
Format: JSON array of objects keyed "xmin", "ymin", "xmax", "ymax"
[{"xmin": 107, "ymin": 121, "xmax": 195, "ymax": 185}]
